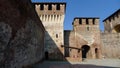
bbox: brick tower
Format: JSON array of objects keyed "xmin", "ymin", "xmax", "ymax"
[
  {"xmin": 34, "ymin": 2, "xmax": 66, "ymax": 60},
  {"xmin": 65, "ymin": 17, "xmax": 101, "ymax": 61}
]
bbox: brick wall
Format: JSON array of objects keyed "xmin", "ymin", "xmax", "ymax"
[{"xmin": 101, "ymin": 33, "xmax": 120, "ymax": 58}]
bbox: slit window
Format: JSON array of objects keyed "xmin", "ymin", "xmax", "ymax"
[{"xmin": 56, "ymin": 34, "xmax": 58, "ymax": 38}]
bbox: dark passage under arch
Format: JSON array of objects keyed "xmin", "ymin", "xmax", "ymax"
[
  {"xmin": 45, "ymin": 51, "xmax": 49, "ymax": 60},
  {"xmin": 82, "ymin": 45, "xmax": 90, "ymax": 58}
]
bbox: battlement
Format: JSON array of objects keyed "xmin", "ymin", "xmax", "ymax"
[
  {"xmin": 72, "ymin": 17, "xmax": 100, "ymax": 32},
  {"xmin": 103, "ymin": 9, "xmax": 120, "ymax": 33},
  {"xmin": 73, "ymin": 17, "xmax": 99, "ymax": 26},
  {"xmin": 33, "ymin": 2, "xmax": 66, "ymax": 15},
  {"xmin": 103, "ymin": 9, "xmax": 120, "ymax": 22}
]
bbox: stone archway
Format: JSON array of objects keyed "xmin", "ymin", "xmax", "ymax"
[
  {"xmin": 45, "ymin": 51, "xmax": 49, "ymax": 60},
  {"xmin": 113, "ymin": 24, "xmax": 120, "ymax": 33},
  {"xmin": 82, "ymin": 45, "xmax": 90, "ymax": 59}
]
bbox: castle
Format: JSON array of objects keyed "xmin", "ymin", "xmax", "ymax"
[
  {"xmin": 0, "ymin": 1, "xmax": 119, "ymax": 68},
  {"xmin": 34, "ymin": 2, "xmax": 120, "ymax": 61}
]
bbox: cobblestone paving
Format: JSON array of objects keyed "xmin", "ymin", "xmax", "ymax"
[{"xmin": 33, "ymin": 59, "xmax": 120, "ymax": 68}]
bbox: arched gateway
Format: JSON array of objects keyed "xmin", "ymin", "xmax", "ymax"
[
  {"xmin": 82, "ymin": 45, "xmax": 90, "ymax": 59},
  {"xmin": 113, "ymin": 24, "xmax": 120, "ymax": 33}
]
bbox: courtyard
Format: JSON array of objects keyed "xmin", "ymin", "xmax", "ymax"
[{"xmin": 33, "ymin": 59, "xmax": 120, "ymax": 68}]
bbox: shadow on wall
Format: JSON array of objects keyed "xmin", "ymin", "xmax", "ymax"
[
  {"xmin": 64, "ymin": 30, "xmax": 71, "ymax": 57},
  {"xmin": 44, "ymin": 31, "xmax": 67, "ymax": 61}
]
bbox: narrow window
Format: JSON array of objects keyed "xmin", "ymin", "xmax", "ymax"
[
  {"xmin": 48, "ymin": 4, "xmax": 52, "ymax": 10},
  {"xmin": 56, "ymin": 4, "xmax": 60, "ymax": 10},
  {"xmin": 56, "ymin": 34, "xmax": 58, "ymax": 38},
  {"xmin": 40, "ymin": 4, "xmax": 44, "ymax": 10},
  {"xmin": 86, "ymin": 19, "xmax": 89, "ymax": 25}
]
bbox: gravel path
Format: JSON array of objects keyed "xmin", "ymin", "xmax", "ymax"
[{"xmin": 33, "ymin": 59, "xmax": 120, "ymax": 68}]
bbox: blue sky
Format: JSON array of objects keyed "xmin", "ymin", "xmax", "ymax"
[{"xmin": 32, "ymin": 0, "xmax": 120, "ymax": 31}]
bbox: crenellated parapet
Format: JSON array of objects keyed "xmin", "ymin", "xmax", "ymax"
[
  {"xmin": 72, "ymin": 17, "xmax": 100, "ymax": 31},
  {"xmin": 33, "ymin": 2, "xmax": 66, "ymax": 24},
  {"xmin": 103, "ymin": 9, "xmax": 120, "ymax": 33},
  {"xmin": 34, "ymin": 2, "xmax": 66, "ymax": 15},
  {"xmin": 73, "ymin": 17, "xmax": 99, "ymax": 25}
]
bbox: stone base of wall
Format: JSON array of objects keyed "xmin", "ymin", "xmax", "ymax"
[{"xmin": 66, "ymin": 57, "xmax": 82, "ymax": 62}]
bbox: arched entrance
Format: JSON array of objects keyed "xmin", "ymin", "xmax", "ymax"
[
  {"xmin": 113, "ymin": 24, "xmax": 120, "ymax": 33},
  {"xmin": 82, "ymin": 45, "xmax": 90, "ymax": 59},
  {"xmin": 45, "ymin": 51, "xmax": 49, "ymax": 60}
]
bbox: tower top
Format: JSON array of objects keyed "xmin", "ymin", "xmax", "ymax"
[
  {"xmin": 33, "ymin": 2, "xmax": 66, "ymax": 5},
  {"xmin": 72, "ymin": 17, "xmax": 99, "ymax": 25},
  {"xmin": 33, "ymin": 2, "xmax": 66, "ymax": 15}
]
